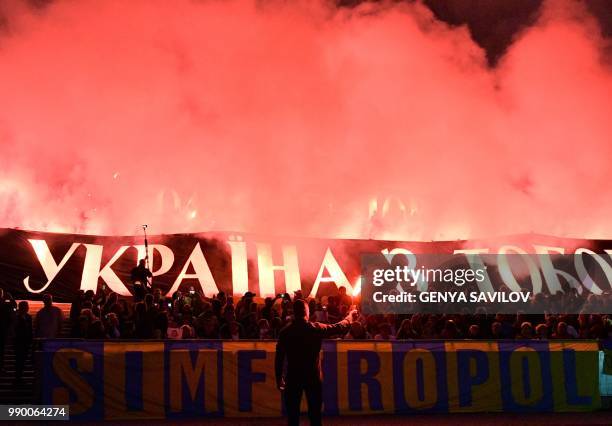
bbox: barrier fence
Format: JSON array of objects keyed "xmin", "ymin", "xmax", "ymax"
[{"xmin": 39, "ymin": 339, "xmax": 611, "ymax": 420}]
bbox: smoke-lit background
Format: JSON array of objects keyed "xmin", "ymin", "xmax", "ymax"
[{"xmin": 0, "ymin": 0, "xmax": 610, "ymax": 240}]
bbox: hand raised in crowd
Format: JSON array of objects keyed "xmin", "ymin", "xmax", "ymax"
[{"xmin": 346, "ymin": 309, "xmax": 359, "ymax": 323}]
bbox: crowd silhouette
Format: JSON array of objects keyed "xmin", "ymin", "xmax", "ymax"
[
  {"xmin": 1, "ymin": 286, "xmax": 611, "ymax": 346},
  {"xmin": 64, "ymin": 286, "xmax": 612, "ymax": 341},
  {"xmin": 1, "ymin": 283, "xmax": 611, "ymax": 388}
]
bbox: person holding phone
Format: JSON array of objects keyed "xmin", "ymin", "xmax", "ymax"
[{"xmin": 275, "ymin": 299, "xmax": 357, "ymax": 426}]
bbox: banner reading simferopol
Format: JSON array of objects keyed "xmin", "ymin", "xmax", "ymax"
[
  {"xmin": 41, "ymin": 339, "xmax": 602, "ymax": 420},
  {"xmin": 1, "ymin": 228, "xmax": 612, "ymax": 308}
]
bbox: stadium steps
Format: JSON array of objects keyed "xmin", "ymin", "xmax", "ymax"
[
  {"xmin": 0, "ymin": 343, "xmax": 35, "ymax": 404},
  {"xmin": 0, "ymin": 302, "xmax": 72, "ymax": 405}
]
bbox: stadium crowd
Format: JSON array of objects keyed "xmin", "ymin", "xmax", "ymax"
[
  {"xmin": 3, "ymin": 285, "xmax": 611, "ymax": 345},
  {"xmin": 2, "ymin": 283, "xmax": 612, "ymax": 384}
]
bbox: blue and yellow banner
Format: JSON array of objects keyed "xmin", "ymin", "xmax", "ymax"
[{"xmin": 41, "ymin": 339, "xmax": 602, "ymax": 420}]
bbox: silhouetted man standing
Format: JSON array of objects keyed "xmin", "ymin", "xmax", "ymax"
[
  {"xmin": 14, "ymin": 301, "xmax": 32, "ymax": 386},
  {"xmin": 35, "ymin": 294, "xmax": 63, "ymax": 339},
  {"xmin": 275, "ymin": 299, "xmax": 356, "ymax": 426},
  {"xmin": 130, "ymin": 259, "xmax": 152, "ymax": 302},
  {"xmin": 0, "ymin": 288, "xmax": 14, "ymax": 373}
]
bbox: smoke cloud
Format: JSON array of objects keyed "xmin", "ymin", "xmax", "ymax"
[{"xmin": 0, "ymin": 0, "xmax": 610, "ymax": 240}]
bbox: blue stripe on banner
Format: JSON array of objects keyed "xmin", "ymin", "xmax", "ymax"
[
  {"xmin": 498, "ymin": 341, "xmax": 552, "ymax": 412},
  {"xmin": 237, "ymin": 350, "xmax": 267, "ymax": 412},
  {"xmin": 563, "ymin": 349, "xmax": 592, "ymax": 406},
  {"xmin": 457, "ymin": 349, "xmax": 489, "ymax": 407},
  {"xmin": 321, "ymin": 340, "xmax": 339, "ymax": 416},
  {"xmin": 347, "ymin": 350, "xmax": 382, "ymax": 411},
  {"xmin": 125, "ymin": 351, "xmax": 144, "ymax": 412}
]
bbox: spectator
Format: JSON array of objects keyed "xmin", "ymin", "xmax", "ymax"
[
  {"xmin": 220, "ymin": 305, "xmax": 236, "ymax": 330},
  {"xmin": 105, "ymin": 313, "xmax": 121, "ymax": 339},
  {"xmin": 14, "ymin": 301, "xmax": 32, "ymax": 386},
  {"xmin": 227, "ymin": 321, "xmax": 243, "ymax": 340},
  {"xmin": 153, "ymin": 288, "xmax": 163, "ymax": 306},
  {"xmin": 312, "ymin": 303, "xmax": 328, "ymax": 323},
  {"xmin": 242, "ymin": 313, "xmax": 259, "ymax": 339},
  {"xmin": 468, "ymin": 324, "xmax": 481, "ymax": 339},
  {"xmin": 326, "ymin": 297, "xmax": 340, "ymax": 323},
  {"xmin": 535, "ymin": 323, "xmax": 549, "ymax": 340},
  {"xmin": 345, "ymin": 321, "xmax": 369, "ymax": 340},
  {"xmin": 196, "ymin": 310, "xmax": 218, "ymax": 338},
  {"xmin": 308, "ymin": 299, "xmax": 317, "ymax": 321},
  {"xmin": 88, "ymin": 320, "xmax": 106, "ymax": 339},
  {"xmin": 180, "ymin": 324, "xmax": 195, "ymax": 339},
  {"xmin": 396, "ymin": 319, "xmax": 417, "ymax": 339},
  {"xmin": 577, "ymin": 314, "xmax": 590, "ymax": 338},
  {"xmin": 76, "ymin": 310, "xmax": 93, "ymax": 338},
  {"xmin": 211, "ymin": 298, "xmax": 222, "ymax": 319},
  {"xmin": 69, "ymin": 290, "xmax": 84, "ymax": 324},
  {"xmin": 421, "ymin": 317, "xmax": 437, "ymax": 339},
  {"xmin": 271, "ymin": 317, "xmax": 284, "ymax": 338},
  {"xmin": 130, "ymin": 259, "xmax": 152, "ymax": 302},
  {"xmin": 495, "ymin": 314, "xmax": 515, "ymax": 339},
  {"xmin": 0, "ymin": 288, "xmax": 15, "ymax": 373},
  {"xmin": 374, "ymin": 322, "xmax": 395, "ymax": 340},
  {"xmin": 280, "ymin": 294, "xmax": 293, "ymax": 321},
  {"xmin": 552, "ymin": 321, "xmax": 572, "ymax": 339},
  {"xmin": 587, "ymin": 315, "xmax": 607, "ymax": 339},
  {"xmin": 102, "ymin": 292, "xmax": 119, "ymax": 316},
  {"xmin": 440, "ymin": 320, "xmax": 460, "ymax": 339},
  {"xmin": 518, "ymin": 322, "xmax": 534, "ymax": 339},
  {"xmin": 134, "ymin": 302, "xmax": 154, "ymax": 339},
  {"xmin": 236, "ymin": 292, "xmax": 255, "ymax": 322},
  {"xmin": 337, "ymin": 286, "xmax": 352, "ymax": 309},
  {"xmin": 258, "ymin": 319, "xmax": 272, "ymax": 339},
  {"xmin": 35, "ymin": 294, "xmax": 64, "ymax": 338},
  {"xmin": 154, "ymin": 308, "xmax": 169, "ymax": 339}
]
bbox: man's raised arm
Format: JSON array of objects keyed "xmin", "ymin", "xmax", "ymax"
[{"xmin": 316, "ymin": 309, "xmax": 358, "ymax": 338}]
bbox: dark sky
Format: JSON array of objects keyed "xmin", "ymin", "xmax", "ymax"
[
  {"xmin": 340, "ymin": 0, "xmax": 612, "ymax": 65},
  {"xmin": 3, "ymin": 0, "xmax": 612, "ymax": 66}
]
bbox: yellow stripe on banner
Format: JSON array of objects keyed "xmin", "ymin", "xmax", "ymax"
[
  {"xmin": 445, "ymin": 341, "xmax": 501, "ymax": 413},
  {"xmin": 336, "ymin": 341, "xmax": 393, "ymax": 415},
  {"xmin": 546, "ymin": 341, "xmax": 599, "ymax": 352},
  {"xmin": 222, "ymin": 341, "xmax": 281, "ymax": 417},
  {"xmin": 103, "ymin": 342, "xmax": 165, "ymax": 420}
]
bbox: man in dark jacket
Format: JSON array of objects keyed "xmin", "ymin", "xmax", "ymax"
[
  {"xmin": 130, "ymin": 259, "xmax": 152, "ymax": 302},
  {"xmin": 0, "ymin": 288, "xmax": 16, "ymax": 373},
  {"xmin": 14, "ymin": 301, "xmax": 33, "ymax": 385},
  {"xmin": 275, "ymin": 299, "xmax": 356, "ymax": 426},
  {"xmin": 35, "ymin": 294, "xmax": 63, "ymax": 338}
]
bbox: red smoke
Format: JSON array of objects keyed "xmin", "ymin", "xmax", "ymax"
[{"xmin": 0, "ymin": 0, "xmax": 610, "ymax": 240}]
